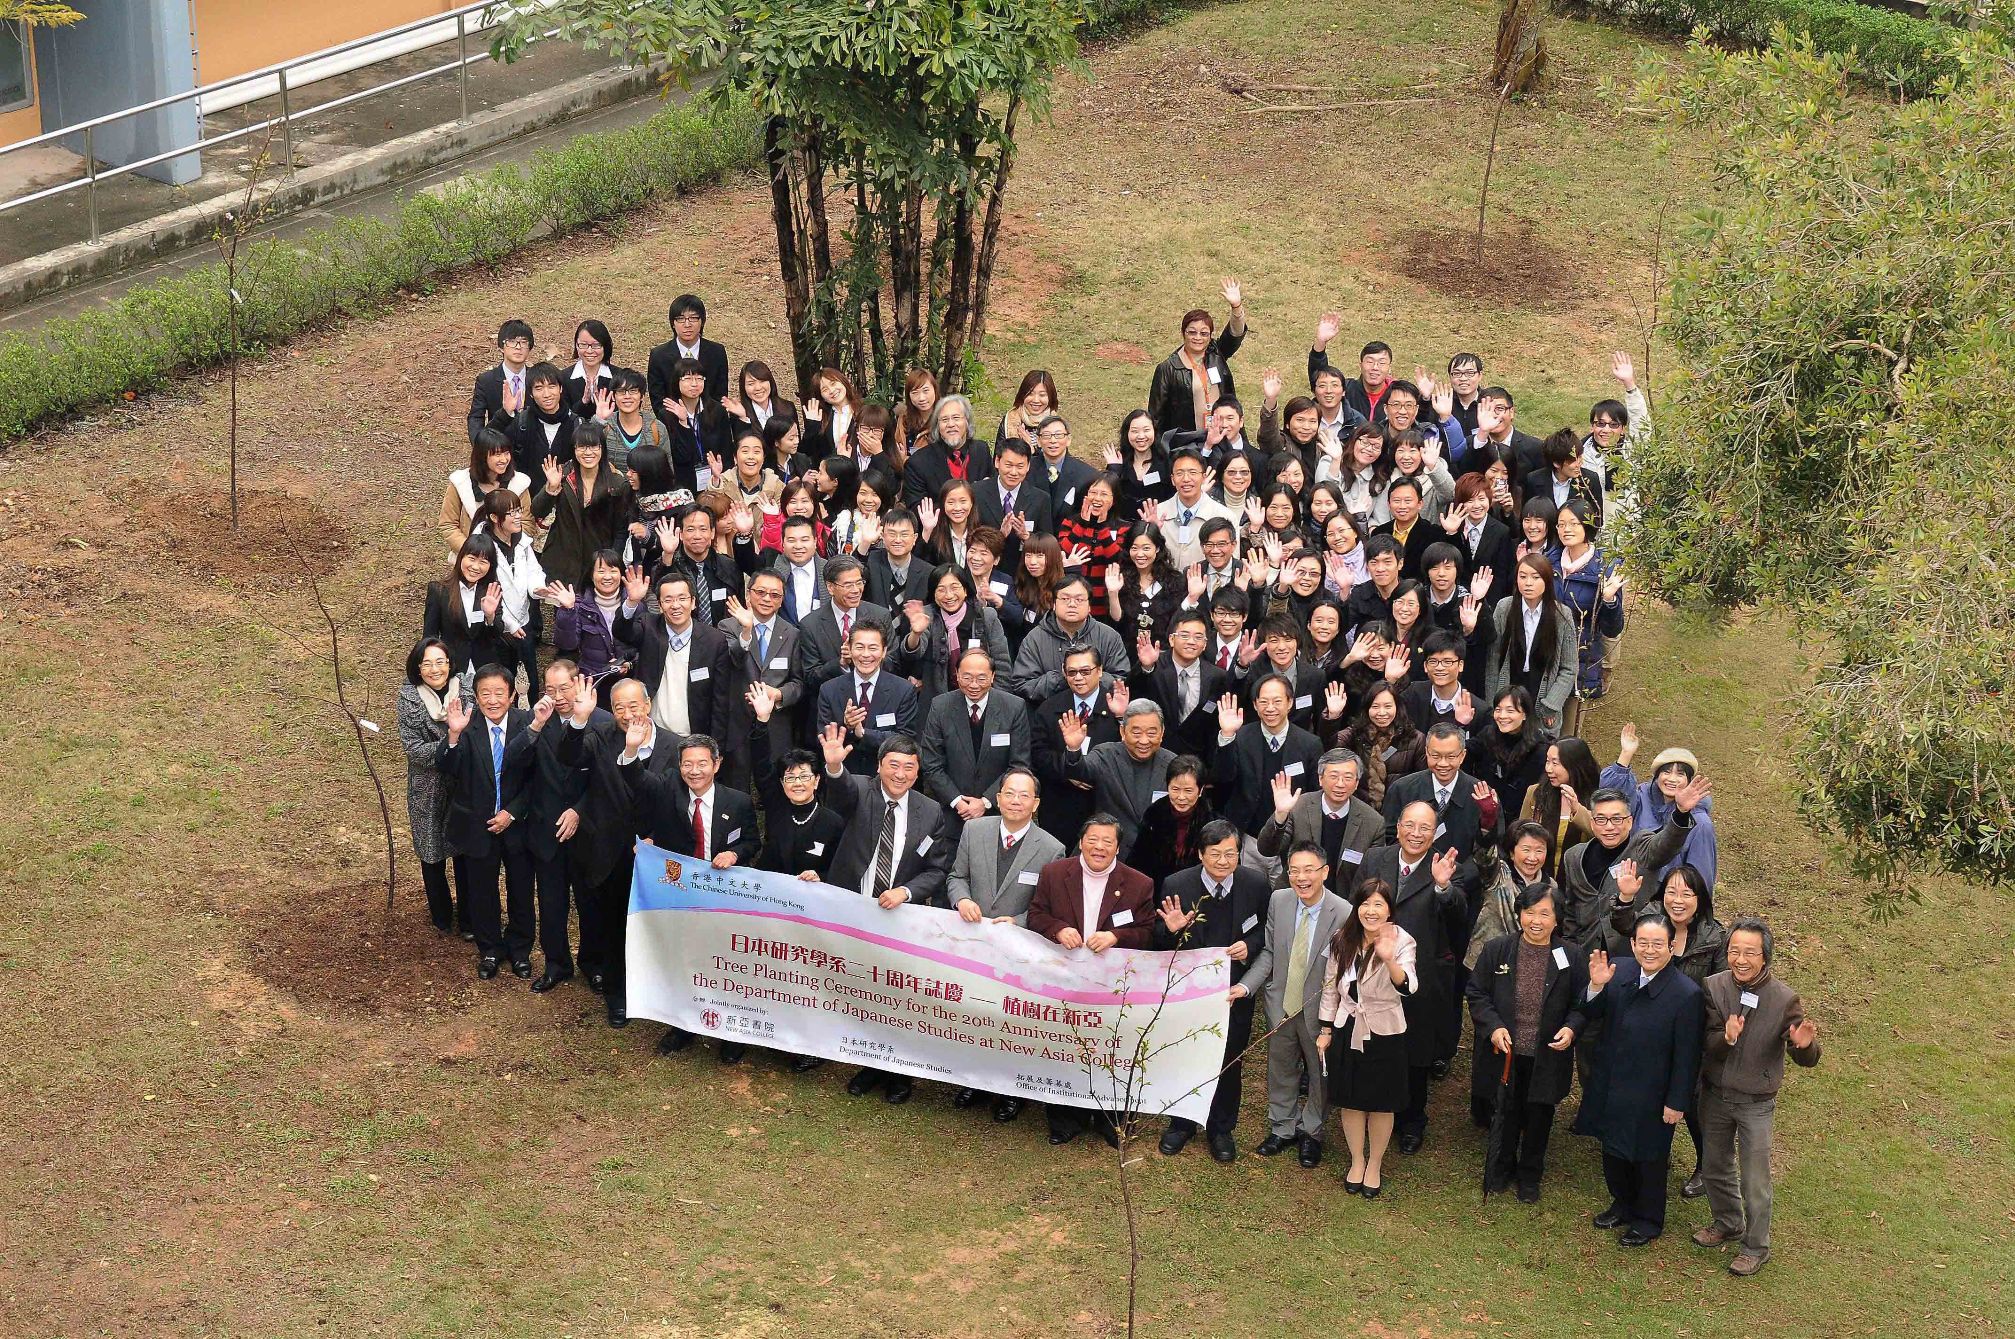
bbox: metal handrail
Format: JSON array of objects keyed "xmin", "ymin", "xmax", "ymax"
[{"xmin": 0, "ymin": 0, "xmax": 567, "ymax": 243}]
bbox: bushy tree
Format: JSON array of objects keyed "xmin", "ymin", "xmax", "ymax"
[
  {"xmin": 1625, "ymin": 21, "xmax": 2015, "ymax": 906},
  {"xmin": 490, "ymin": 0, "xmax": 1094, "ymax": 401}
]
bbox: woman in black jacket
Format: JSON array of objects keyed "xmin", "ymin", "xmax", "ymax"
[
  {"xmin": 1108, "ymin": 408, "xmax": 1173, "ymax": 517},
  {"xmin": 422, "ymin": 536, "xmax": 511, "ymax": 677},
  {"xmin": 531, "ymin": 423, "xmax": 633, "ymax": 590},
  {"xmin": 1145, "ymin": 281, "xmax": 1248, "ymax": 437},
  {"xmin": 1471, "ymin": 686, "xmax": 1549, "ymax": 829},
  {"xmin": 1125, "ymin": 756, "xmax": 1213, "ymax": 886},
  {"xmin": 1466, "ymin": 884, "xmax": 1590, "ymax": 1202}
]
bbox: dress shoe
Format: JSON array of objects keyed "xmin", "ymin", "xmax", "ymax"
[
  {"xmin": 585, "ymin": 971, "xmax": 606, "ymax": 994},
  {"xmin": 432, "ymin": 921, "xmax": 454, "ymax": 935},
  {"xmin": 1484, "ymin": 1172, "xmax": 1513, "ymax": 1195},
  {"xmin": 883, "ymin": 1077, "xmax": 914, "ymax": 1105},
  {"xmin": 789, "ymin": 1055, "xmax": 824, "ymax": 1074},
  {"xmin": 1359, "ymin": 1179, "xmax": 1383, "ymax": 1200},
  {"xmin": 1727, "ymin": 1250, "xmax": 1768, "ymax": 1277},
  {"xmin": 718, "ymin": 1042, "xmax": 748, "ymax": 1064},
  {"xmin": 951, "ymin": 1087, "xmax": 983, "ymax": 1109},
  {"xmin": 1516, "ymin": 1184, "xmax": 1541, "ymax": 1204},
  {"xmin": 1429, "ymin": 1058, "xmax": 1451, "ymax": 1080},
  {"xmin": 1619, "ymin": 1227, "xmax": 1658, "ymax": 1248},
  {"xmin": 991, "ymin": 1096, "xmax": 1024, "ymax": 1123},
  {"xmin": 1159, "ymin": 1125, "xmax": 1193, "ymax": 1156},
  {"xmin": 1681, "ymin": 1170, "xmax": 1708, "ymax": 1199},
  {"xmin": 511, "ymin": 958, "xmax": 533, "ymax": 980},
  {"xmin": 1207, "ymin": 1132, "xmax": 1237, "ymax": 1163},
  {"xmin": 846, "ymin": 1068, "xmax": 883, "ymax": 1097},
  {"xmin": 477, "ymin": 956, "xmax": 501, "ymax": 980},
  {"xmin": 1344, "ymin": 1174, "xmax": 1364, "ymax": 1195},
  {"xmin": 1254, "ymin": 1134, "xmax": 1292, "ymax": 1157},
  {"xmin": 657, "ymin": 1028, "xmax": 694, "ymax": 1054},
  {"xmin": 1592, "ymin": 1206, "xmax": 1628, "ymax": 1230},
  {"xmin": 1297, "ymin": 1136, "xmax": 1324, "ymax": 1168},
  {"xmin": 1048, "ymin": 1127, "xmax": 1080, "ymax": 1145},
  {"xmin": 530, "ymin": 970, "xmax": 572, "ymax": 993},
  {"xmin": 1397, "ymin": 1131, "xmax": 1423, "ymax": 1155},
  {"xmin": 605, "ymin": 997, "xmax": 628, "ymax": 1027}
]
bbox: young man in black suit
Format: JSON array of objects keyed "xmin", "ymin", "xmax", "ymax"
[
  {"xmin": 1031, "ymin": 645, "xmax": 1122, "ymax": 848},
  {"xmin": 468, "ymin": 319, "xmax": 534, "ymax": 445},
  {"xmin": 647, "ymin": 293, "xmax": 730, "ymax": 414},
  {"xmin": 437, "ymin": 663, "xmax": 538, "ymax": 979},
  {"xmin": 973, "ymin": 439, "xmax": 1053, "ymax": 568},
  {"xmin": 521, "ymin": 659, "xmax": 598, "ymax": 993},
  {"xmin": 815, "ymin": 618, "xmax": 918, "ymax": 776},
  {"xmin": 1129, "ymin": 609, "xmax": 1226, "ymax": 758},
  {"xmin": 819, "ymin": 724, "xmax": 952, "ymax": 1104},
  {"xmin": 615, "ymin": 568, "xmax": 735, "ymax": 749},
  {"xmin": 864, "ymin": 508, "xmax": 935, "ymax": 609},
  {"xmin": 654, "ymin": 503, "xmax": 745, "ymax": 631}
]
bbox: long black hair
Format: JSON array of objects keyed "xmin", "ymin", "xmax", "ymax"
[{"xmin": 1495, "ymin": 552, "xmax": 1563, "ymax": 681}]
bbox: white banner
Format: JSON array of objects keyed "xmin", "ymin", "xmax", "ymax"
[{"xmin": 626, "ymin": 847, "xmax": 1232, "ymax": 1121}]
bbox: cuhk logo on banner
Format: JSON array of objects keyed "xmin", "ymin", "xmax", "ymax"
[{"xmin": 702, "ymin": 1009, "xmax": 721, "ymax": 1030}]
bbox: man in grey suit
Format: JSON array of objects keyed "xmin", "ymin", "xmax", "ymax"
[
  {"xmin": 1257, "ymin": 747, "xmax": 1384, "ymax": 892},
  {"xmin": 1059, "ymin": 693, "xmax": 1176, "ymax": 854},
  {"xmin": 1232, "ymin": 842, "xmax": 1349, "ymax": 1167},
  {"xmin": 795, "ymin": 556, "xmax": 887, "ymax": 739},
  {"xmin": 920, "ymin": 648, "xmax": 1032, "ymax": 839},
  {"xmin": 944, "ymin": 766, "xmax": 1065, "ymax": 1122}
]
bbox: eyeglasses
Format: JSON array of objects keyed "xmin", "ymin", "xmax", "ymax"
[
  {"xmin": 1062, "ymin": 664, "xmax": 1101, "ymax": 677},
  {"xmin": 1591, "ymin": 813, "xmax": 1631, "ymax": 826}
]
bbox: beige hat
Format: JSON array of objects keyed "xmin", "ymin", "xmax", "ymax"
[{"xmin": 1650, "ymin": 747, "xmax": 1698, "ymax": 778}]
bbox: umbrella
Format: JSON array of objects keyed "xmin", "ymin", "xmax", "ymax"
[{"xmin": 1480, "ymin": 1045, "xmax": 1514, "ymax": 1202}]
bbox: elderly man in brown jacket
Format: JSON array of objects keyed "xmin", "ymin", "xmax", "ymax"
[{"xmin": 1693, "ymin": 916, "xmax": 1822, "ymax": 1277}]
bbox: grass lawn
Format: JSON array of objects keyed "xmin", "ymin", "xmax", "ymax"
[{"xmin": 0, "ymin": 0, "xmax": 2007, "ymax": 1335}]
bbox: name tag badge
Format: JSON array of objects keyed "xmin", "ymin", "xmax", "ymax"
[
  {"xmin": 1341, "ymin": 849, "xmax": 1363, "ymax": 865},
  {"xmin": 1151, "ymin": 790, "xmax": 1167, "ymax": 803},
  {"xmin": 1142, "ymin": 470, "xmax": 1161, "ymax": 485},
  {"xmin": 689, "ymin": 667, "xmax": 710, "ymax": 682},
  {"xmin": 770, "ymin": 656, "xmax": 791, "ymax": 669},
  {"xmin": 1294, "ymin": 694, "xmax": 1313, "ymax": 709},
  {"xmin": 990, "ymin": 733, "xmax": 1013, "ymax": 747},
  {"xmin": 1283, "ymin": 761, "xmax": 1305, "ymax": 778},
  {"xmin": 1018, "ymin": 870, "xmax": 1040, "ymax": 885},
  {"xmin": 875, "ymin": 712, "xmax": 897, "ymax": 727},
  {"xmin": 808, "ymin": 841, "xmax": 825, "ymax": 856},
  {"xmin": 967, "ymin": 637, "xmax": 983, "ymax": 650},
  {"xmin": 1207, "ymin": 366, "xmax": 1222, "ymax": 386},
  {"xmin": 916, "ymin": 835, "xmax": 933, "ymax": 855},
  {"xmin": 1381, "ymin": 745, "xmax": 1399, "ymax": 762},
  {"xmin": 725, "ymin": 828, "xmax": 742, "ymax": 845},
  {"xmin": 1177, "ymin": 525, "xmax": 1194, "ymax": 546},
  {"xmin": 989, "ymin": 578, "xmax": 1010, "ymax": 594},
  {"xmin": 1434, "ymin": 822, "xmax": 1447, "ymax": 839},
  {"xmin": 711, "ymin": 589, "xmax": 727, "ymax": 602},
  {"xmin": 1241, "ymin": 914, "xmax": 1259, "ymax": 933},
  {"xmin": 1062, "ymin": 489, "xmax": 1076, "ymax": 508},
  {"xmin": 1111, "ymin": 909, "xmax": 1135, "ymax": 927},
  {"xmin": 1553, "ymin": 946, "xmax": 1570, "ymax": 971},
  {"xmin": 1739, "ymin": 990, "xmax": 1761, "ymax": 1010}
]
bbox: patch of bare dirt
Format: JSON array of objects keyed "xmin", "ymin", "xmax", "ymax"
[
  {"xmin": 1093, "ymin": 340, "xmax": 1150, "ymax": 365},
  {"xmin": 1390, "ymin": 220, "xmax": 1585, "ymax": 308},
  {"xmin": 115, "ymin": 483, "xmax": 353, "ymax": 585},
  {"xmin": 242, "ymin": 878, "xmax": 479, "ymax": 1020}
]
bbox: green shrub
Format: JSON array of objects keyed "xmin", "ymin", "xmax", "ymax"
[
  {"xmin": 0, "ymin": 102, "xmax": 762, "ymax": 444},
  {"xmin": 1580, "ymin": 0, "xmax": 1959, "ymax": 92}
]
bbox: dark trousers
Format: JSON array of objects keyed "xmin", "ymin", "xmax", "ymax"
[
  {"xmin": 1602, "ymin": 1149, "xmax": 1671, "ymax": 1236},
  {"xmin": 1444, "ymin": 962, "xmax": 1470, "ymax": 1060},
  {"xmin": 422, "ymin": 858, "xmax": 456, "ymax": 931},
  {"xmin": 533, "ymin": 847, "xmax": 574, "ymax": 973},
  {"xmin": 1400, "ymin": 1063, "xmax": 1432, "ymax": 1138},
  {"xmin": 579, "ymin": 859, "xmax": 634, "ymax": 996},
  {"xmin": 1170, "ymin": 995, "xmax": 1254, "ymax": 1138},
  {"xmin": 1047, "ymin": 1104, "xmax": 1121, "ymax": 1141},
  {"xmin": 1683, "ymin": 1101, "xmax": 1705, "ymax": 1167},
  {"xmin": 1488, "ymin": 1055, "xmax": 1557, "ymax": 1191},
  {"xmin": 461, "ymin": 845, "xmax": 534, "ymax": 960}
]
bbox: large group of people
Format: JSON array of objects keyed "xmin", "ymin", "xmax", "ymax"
[{"xmin": 398, "ymin": 287, "xmax": 1820, "ymax": 1276}]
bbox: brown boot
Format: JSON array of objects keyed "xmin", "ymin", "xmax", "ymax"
[
  {"xmin": 1691, "ymin": 1224, "xmax": 1740, "ymax": 1248},
  {"xmin": 1728, "ymin": 1250, "xmax": 1769, "ymax": 1277}
]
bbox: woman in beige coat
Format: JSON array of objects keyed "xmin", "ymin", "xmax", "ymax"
[{"xmin": 1317, "ymin": 878, "xmax": 1417, "ymax": 1198}]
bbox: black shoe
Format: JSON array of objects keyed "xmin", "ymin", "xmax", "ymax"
[
  {"xmin": 1484, "ymin": 1173, "xmax": 1513, "ymax": 1195},
  {"xmin": 1619, "ymin": 1227, "xmax": 1658, "ymax": 1248},
  {"xmin": 606, "ymin": 997, "xmax": 628, "ymax": 1028},
  {"xmin": 657, "ymin": 1028, "xmax": 694, "ymax": 1054},
  {"xmin": 1297, "ymin": 1136, "xmax": 1324, "ymax": 1168},
  {"xmin": 460, "ymin": 929, "xmax": 477, "ymax": 943},
  {"xmin": 433, "ymin": 921, "xmax": 454, "ymax": 935},
  {"xmin": 1429, "ymin": 1058, "xmax": 1452, "ymax": 1080},
  {"xmin": 1397, "ymin": 1131, "xmax": 1424, "ymax": 1155},
  {"xmin": 1681, "ymin": 1171, "xmax": 1708, "ymax": 1199},
  {"xmin": 530, "ymin": 970, "xmax": 572, "ymax": 993},
  {"xmin": 1592, "ymin": 1206, "xmax": 1627, "ymax": 1230},
  {"xmin": 511, "ymin": 958, "xmax": 533, "ymax": 980},
  {"xmin": 1345, "ymin": 1173, "xmax": 1364, "ymax": 1195},
  {"xmin": 846, "ymin": 1069, "xmax": 882, "ymax": 1098},
  {"xmin": 1094, "ymin": 1116, "xmax": 1120, "ymax": 1150},
  {"xmin": 1159, "ymin": 1125, "xmax": 1193, "ymax": 1156},
  {"xmin": 1516, "ymin": 1184, "xmax": 1541, "ymax": 1204},
  {"xmin": 1207, "ymin": 1132, "xmax": 1237, "ymax": 1163},
  {"xmin": 1360, "ymin": 1181, "xmax": 1383, "ymax": 1200},
  {"xmin": 1255, "ymin": 1134, "xmax": 1291, "ymax": 1157},
  {"xmin": 585, "ymin": 971, "xmax": 606, "ymax": 994},
  {"xmin": 952, "ymin": 1087, "xmax": 983, "ymax": 1109},
  {"xmin": 883, "ymin": 1077, "xmax": 914, "ymax": 1105},
  {"xmin": 1048, "ymin": 1127, "xmax": 1080, "ymax": 1145},
  {"xmin": 718, "ymin": 1042, "xmax": 748, "ymax": 1064},
  {"xmin": 790, "ymin": 1055, "xmax": 824, "ymax": 1074},
  {"xmin": 477, "ymin": 956, "xmax": 500, "ymax": 980},
  {"xmin": 991, "ymin": 1096, "xmax": 1024, "ymax": 1123}
]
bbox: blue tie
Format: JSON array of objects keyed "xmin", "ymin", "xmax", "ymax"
[
  {"xmin": 756, "ymin": 623, "xmax": 770, "ymax": 669},
  {"xmin": 490, "ymin": 723, "xmax": 505, "ymax": 811}
]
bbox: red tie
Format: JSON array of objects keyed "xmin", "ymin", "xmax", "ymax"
[
  {"xmin": 1077, "ymin": 703, "xmax": 1091, "ymax": 724},
  {"xmin": 949, "ymin": 447, "xmax": 969, "ymax": 481},
  {"xmin": 692, "ymin": 796, "xmax": 707, "ymax": 859},
  {"xmin": 1003, "ymin": 832, "xmax": 1018, "ymax": 852},
  {"xmin": 971, "ymin": 702, "xmax": 983, "ymax": 727},
  {"xmin": 1217, "ymin": 646, "xmax": 1232, "ymax": 670},
  {"xmin": 840, "ymin": 610, "xmax": 853, "ymax": 641},
  {"xmin": 857, "ymin": 679, "xmax": 872, "ymax": 711}
]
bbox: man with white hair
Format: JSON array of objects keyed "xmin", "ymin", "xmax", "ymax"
[{"xmin": 1060, "ymin": 693, "xmax": 1176, "ymax": 855}]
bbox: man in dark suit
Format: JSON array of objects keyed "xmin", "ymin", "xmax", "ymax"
[
  {"xmin": 815, "ymin": 618, "xmax": 918, "ymax": 776},
  {"xmin": 919, "ymin": 647, "xmax": 1032, "ymax": 837},
  {"xmin": 1449, "ymin": 486, "xmax": 1517, "ymax": 611},
  {"xmin": 863, "ymin": 509, "xmax": 935, "ymax": 609},
  {"xmin": 1581, "ymin": 914, "xmax": 1707, "ymax": 1247},
  {"xmin": 1212, "ymin": 674, "xmax": 1324, "ymax": 840},
  {"xmin": 467, "ymin": 319, "xmax": 534, "ymax": 444},
  {"xmin": 819, "ymin": 723, "xmax": 952, "ymax": 1105},
  {"xmin": 720, "ymin": 570, "xmax": 800, "ymax": 780},
  {"xmin": 616, "ymin": 568, "xmax": 735, "ymax": 750},
  {"xmin": 796, "ymin": 557, "xmax": 886, "ymax": 738},
  {"xmin": 521, "ymin": 660, "xmax": 596, "ymax": 993},
  {"xmin": 437, "ymin": 664, "xmax": 537, "ymax": 978},
  {"xmin": 654, "ymin": 504, "xmax": 745, "ymax": 631},
  {"xmin": 1472, "ymin": 387, "xmax": 1547, "ymax": 481},
  {"xmin": 1129, "ymin": 609, "xmax": 1226, "ymax": 758},
  {"xmin": 1031, "ymin": 646, "xmax": 1122, "ymax": 848},
  {"xmin": 1381, "ymin": 721, "xmax": 1498, "ymax": 862},
  {"xmin": 1344, "ymin": 538, "xmax": 1404, "ymax": 640},
  {"xmin": 1374, "ymin": 478, "xmax": 1440, "ymax": 581},
  {"xmin": 1026, "ymin": 815, "xmax": 1158, "ymax": 1145},
  {"xmin": 1400, "ymin": 630, "xmax": 1478, "ymax": 738},
  {"xmin": 646, "ymin": 293, "xmax": 730, "ymax": 417},
  {"xmin": 761, "ymin": 515, "xmax": 826, "ymax": 627},
  {"xmin": 1359, "ymin": 801, "xmax": 1477, "ymax": 1154},
  {"xmin": 1028, "ymin": 415, "xmax": 1099, "ymax": 521},
  {"xmin": 1152, "ymin": 820, "xmax": 1269, "ymax": 1161},
  {"xmin": 972, "ymin": 439, "xmax": 1053, "ymax": 568},
  {"xmin": 902, "ymin": 393, "xmax": 994, "ymax": 509}
]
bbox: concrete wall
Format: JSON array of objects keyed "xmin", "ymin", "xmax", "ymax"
[
  {"xmin": 191, "ymin": 0, "xmax": 453, "ymax": 85},
  {"xmin": 32, "ymin": 0, "xmax": 201, "ymax": 185}
]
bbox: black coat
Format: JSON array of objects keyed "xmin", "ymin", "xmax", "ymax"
[
  {"xmin": 1148, "ymin": 334, "xmax": 1243, "ymax": 438},
  {"xmin": 1357, "ymin": 842, "xmax": 1476, "ymax": 1065},
  {"xmin": 864, "ymin": 550, "xmax": 936, "ymax": 611},
  {"xmin": 815, "ymin": 672, "xmax": 919, "ymax": 775},
  {"xmin": 1578, "ymin": 958, "xmax": 1706, "ymax": 1161},
  {"xmin": 467, "ymin": 364, "xmax": 525, "ymax": 444},
  {"xmin": 623, "ymin": 766, "xmax": 762, "ymax": 865},
  {"xmin": 1127, "ymin": 795, "xmax": 1218, "ymax": 889},
  {"xmin": 530, "ymin": 464, "xmax": 633, "ymax": 590},
  {"xmin": 972, "ymin": 477, "xmax": 1054, "ymax": 539},
  {"xmin": 1465, "ymin": 932, "xmax": 1590, "ymax": 1107},
  {"xmin": 422, "ymin": 579, "xmax": 512, "ymax": 676},
  {"xmin": 1213, "ymin": 723, "xmax": 1324, "ymax": 836},
  {"xmin": 646, "ymin": 336, "xmax": 730, "ymax": 412},
  {"xmin": 1027, "ymin": 453, "xmax": 1100, "ymax": 523},
  {"xmin": 508, "ymin": 409, "xmax": 584, "ymax": 485},
  {"xmin": 436, "ymin": 708, "xmax": 536, "ymax": 859},
  {"xmin": 795, "ymin": 600, "xmax": 890, "ymax": 709},
  {"xmin": 615, "ymin": 612, "xmax": 737, "ymax": 749},
  {"xmin": 822, "ymin": 771, "xmax": 950, "ymax": 906},
  {"xmin": 1129, "ymin": 656, "xmax": 1228, "ymax": 760},
  {"xmin": 1031, "ymin": 688, "xmax": 1121, "ymax": 848},
  {"xmin": 516, "ymin": 710, "xmax": 599, "ymax": 861},
  {"xmin": 903, "ymin": 440, "xmax": 996, "ymax": 511},
  {"xmin": 1153, "ymin": 864, "xmax": 1269, "ymax": 957},
  {"xmin": 1381, "ymin": 767, "xmax": 1496, "ymax": 864},
  {"xmin": 744, "ymin": 718, "xmax": 847, "ymax": 881}
]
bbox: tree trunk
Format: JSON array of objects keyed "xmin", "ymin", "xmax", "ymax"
[
  {"xmin": 887, "ymin": 180, "xmax": 925, "ymax": 376},
  {"xmin": 764, "ymin": 117, "xmax": 821, "ymax": 401},
  {"xmin": 964, "ymin": 96, "xmax": 1023, "ymax": 382},
  {"xmin": 1490, "ymin": 0, "xmax": 1547, "ymax": 94},
  {"xmin": 939, "ymin": 129, "xmax": 979, "ymax": 393}
]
